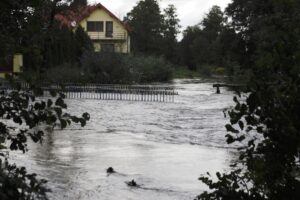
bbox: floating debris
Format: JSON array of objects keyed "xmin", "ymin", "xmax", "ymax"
[
  {"xmin": 106, "ymin": 167, "xmax": 116, "ymax": 174},
  {"xmin": 126, "ymin": 179, "xmax": 139, "ymax": 187}
]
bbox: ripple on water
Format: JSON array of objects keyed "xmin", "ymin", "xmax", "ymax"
[{"xmin": 10, "ymin": 79, "xmax": 236, "ymax": 200}]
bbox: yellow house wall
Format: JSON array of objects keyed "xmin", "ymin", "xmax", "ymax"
[
  {"xmin": 79, "ymin": 9, "xmax": 130, "ymax": 53},
  {"xmin": 0, "ymin": 54, "xmax": 23, "ymax": 78},
  {"xmin": 13, "ymin": 54, "xmax": 23, "ymax": 73}
]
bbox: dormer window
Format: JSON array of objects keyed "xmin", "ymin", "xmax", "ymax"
[{"xmin": 87, "ymin": 21, "xmax": 104, "ymax": 32}]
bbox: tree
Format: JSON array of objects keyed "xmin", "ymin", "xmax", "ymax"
[
  {"xmin": 201, "ymin": 6, "xmax": 224, "ymax": 43},
  {"xmin": 40, "ymin": 24, "xmax": 93, "ymax": 70},
  {"xmin": 162, "ymin": 4, "xmax": 181, "ymax": 63},
  {"xmin": 0, "ymin": 0, "xmax": 94, "ymax": 77},
  {"xmin": 74, "ymin": 26, "xmax": 94, "ymax": 60},
  {"xmin": 0, "ymin": 0, "xmax": 51, "ymax": 60},
  {"xmin": 197, "ymin": 0, "xmax": 300, "ymax": 199},
  {"xmin": 179, "ymin": 26, "xmax": 202, "ymax": 70},
  {"xmin": 179, "ymin": 6, "xmax": 226, "ymax": 70},
  {"xmin": 69, "ymin": 0, "xmax": 87, "ymax": 9},
  {"xmin": 125, "ymin": 0, "xmax": 165, "ymax": 55}
]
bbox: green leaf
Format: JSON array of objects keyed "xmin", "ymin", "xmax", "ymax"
[
  {"xmin": 79, "ymin": 118, "xmax": 86, "ymax": 127},
  {"xmin": 82, "ymin": 113, "xmax": 90, "ymax": 120},
  {"xmin": 225, "ymin": 124, "xmax": 239, "ymax": 134},
  {"xmin": 54, "ymin": 107, "xmax": 62, "ymax": 117},
  {"xmin": 257, "ymin": 126, "xmax": 263, "ymax": 133},
  {"xmin": 225, "ymin": 134, "xmax": 235, "ymax": 144},
  {"xmin": 237, "ymin": 135, "xmax": 245, "ymax": 142},
  {"xmin": 60, "ymin": 119, "xmax": 67, "ymax": 129},
  {"xmin": 13, "ymin": 116, "xmax": 22, "ymax": 125},
  {"xmin": 71, "ymin": 116, "xmax": 79, "ymax": 123},
  {"xmin": 238, "ymin": 121, "xmax": 244, "ymax": 130},
  {"xmin": 47, "ymin": 99, "xmax": 53, "ymax": 107},
  {"xmin": 55, "ymin": 98, "xmax": 67, "ymax": 109}
]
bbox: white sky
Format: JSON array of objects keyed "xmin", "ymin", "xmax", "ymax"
[{"xmin": 88, "ymin": 0, "xmax": 232, "ymax": 37}]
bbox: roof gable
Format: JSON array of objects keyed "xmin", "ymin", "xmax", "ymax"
[{"xmin": 55, "ymin": 3, "xmax": 130, "ymax": 31}]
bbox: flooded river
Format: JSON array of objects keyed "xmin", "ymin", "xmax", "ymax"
[{"xmin": 11, "ymin": 79, "xmax": 236, "ymax": 200}]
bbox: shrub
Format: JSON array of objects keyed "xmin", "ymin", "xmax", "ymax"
[
  {"xmin": 214, "ymin": 67, "xmax": 225, "ymax": 75},
  {"xmin": 81, "ymin": 52, "xmax": 133, "ymax": 83},
  {"xmin": 41, "ymin": 63, "xmax": 86, "ymax": 83},
  {"xmin": 196, "ymin": 64, "xmax": 214, "ymax": 77},
  {"xmin": 80, "ymin": 52, "xmax": 174, "ymax": 83},
  {"xmin": 125, "ymin": 55, "xmax": 174, "ymax": 83}
]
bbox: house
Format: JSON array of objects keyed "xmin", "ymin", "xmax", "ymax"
[
  {"xmin": 55, "ymin": 3, "xmax": 131, "ymax": 53},
  {"xmin": 0, "ymin": 54, "xmax": 23, "ymax": 78}
]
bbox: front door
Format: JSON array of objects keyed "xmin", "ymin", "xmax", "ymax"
[{"xmin": 106, "ymin": 21, "xmax": 113, "ymax": 38}]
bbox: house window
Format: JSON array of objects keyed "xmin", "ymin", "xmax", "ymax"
[
  {"xmin": 87, "ymin": 21, "xmax": 103, "ymax": 32},
  {"xmin": 105, "ymin": 21, "xmax": 113, "ymax": 37},
  {"xmin": 102, "ymin": 44, "xmax": 115, "ymax": 52}
]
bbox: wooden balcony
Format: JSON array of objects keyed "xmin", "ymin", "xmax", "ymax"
[{"xmin": 87, "ymin": 32, "xmax": 127, "ymax": 41}]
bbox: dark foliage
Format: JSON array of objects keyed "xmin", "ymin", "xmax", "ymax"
[
  {"xmin": 0, "ymin": 79, "xmax": 90, "ymax": 199},
  {"xmin": 0, "ymin": 1, "xmax": 91, "ymax": 199},
  {"xmin": 197, "ymin": 0, "xmax": 300, "ymax": 199},
  {"xmin": 125, "ymin": 0, "xmax": 165, "ymax": 55},
  {"xmin": 0, "ymin": 0, "xmax": 93, "ymax": 78},
  {"xmin": 179, "ymin": 6, "xmax": 238, "ymax": 72},
  {"xmin": 80, "ymin": 52, "xmax": 173, "ymax": 83},
  {"xmin": 125, "ymin": 0, "xmax": 180, "ymax": 63}
]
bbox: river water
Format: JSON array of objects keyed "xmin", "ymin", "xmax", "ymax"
[{"xmin": 11, "ymin": 79, "xmax": 236, "ymax": 200}]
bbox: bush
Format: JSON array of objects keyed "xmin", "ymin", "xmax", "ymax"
[
  {"xmin": 196, "ymin": 64, "xmax": 214, "ymax": 77},
  {"xmin": 41, "ymin": 63, "xmax": 86, "ymax": 83},
  {"xmin": 124, "ymin": 55, "xmax": 174, "ymax": 83},
  {"xmin": 81, "ymin": 52, "xmax": 133, "ymax": 83},
  {"xmin": 80, "ymin": 52, "xmax": 174, "ymax": 83},
  {"xmin": 227, "ymin": 65, "xmax": 253, "ymax": 83},
  {"xmin": 214, "ymin": 67, "xmax": 225, "ymax": 75},
  {"xmin": 172, "ymin": 66, "xmax": 201, "ymax": 78}
]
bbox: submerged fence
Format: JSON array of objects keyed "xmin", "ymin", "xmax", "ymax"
[{"xmin": 0, "ymin": 82, "xmax": 178, "ymax": 103}]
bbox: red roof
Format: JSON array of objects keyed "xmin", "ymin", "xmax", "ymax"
[{"xmin": 55, "ymin": 3, "xmax": 130, "ymax": 31}]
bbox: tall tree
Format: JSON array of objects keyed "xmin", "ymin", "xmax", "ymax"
[
  {"xmin": 125, "ymin": 0, "xmax": 164, "ymax": 55},
  {"xmin": 69, "ymin": 0, "xmax": 87, "ymax": 9},
  {"xmin": 180, "ymin": 26, "xmax": 202, "ymax": 70},
  {"xmin": 180, "ymin": 6, "xmax": 226, "ymax": 70},
  {"xmin": 201, "ymin": 6, "xmax": 224, "ymax": 42},
  {"xmin": 162, "ymin": 4, "xmax": 181, "ymax": 63},
  {"xmin": 0, "ymin": 0, "xmax": 50, "ymax": 59}
]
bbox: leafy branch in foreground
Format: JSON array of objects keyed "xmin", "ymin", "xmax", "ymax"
[
  {"xmin": 0, "ymin": 81, "xmax": 90, "ymax": 200},
  {"xmin": 197, "ymin": 81, "xmax": 300, "ymax": 200}
]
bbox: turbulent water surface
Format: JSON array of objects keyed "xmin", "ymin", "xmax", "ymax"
[{"xmin": 11, "ymin": 79, "xmax": 236, "ymax": 200}]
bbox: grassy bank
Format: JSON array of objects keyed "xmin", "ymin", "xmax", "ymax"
[{"xmin": 173, "ymin": 67, "xmax": 202, "ymax": 79}]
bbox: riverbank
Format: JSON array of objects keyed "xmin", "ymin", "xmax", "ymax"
[{"xmin": 173, "ymin": 67, "xmax": 230, "ymax": 83}]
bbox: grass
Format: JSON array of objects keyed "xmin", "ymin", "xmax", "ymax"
[{"xmin": 173, "ymin": 67, "xmax": 202, "ymax": 79}]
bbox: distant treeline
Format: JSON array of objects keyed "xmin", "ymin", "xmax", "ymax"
[
  {"xmin": 125, "ymin": 1, "xmax": 249, "ymax": 79},
  {"xmin": 1, "ymin": 0, "xmax": 245, "ymax": 83}
]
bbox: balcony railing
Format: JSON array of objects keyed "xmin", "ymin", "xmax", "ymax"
[{"xmin": 87, "ymin": 32, "xmax": 127, "ymax": 41}]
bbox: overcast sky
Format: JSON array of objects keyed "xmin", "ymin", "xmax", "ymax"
[{"xmin": 89, "ymin": 0, "xmax": 232, "ymax": 34}]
